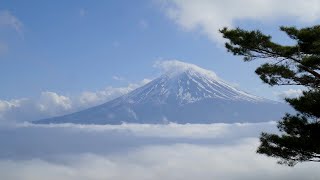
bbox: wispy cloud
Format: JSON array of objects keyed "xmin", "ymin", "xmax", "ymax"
[
  {"xmin": 0, "ymin": 10, "xmax": 23, "ymax": 36},
  {"xmin": 0, "ymin": 10, "xmax": 23, "ymax": 55},
  {"xmin": 159, "ymin": 0, "xmax": 320, "ymax": 43},
  {"xmin": 113, "ymin": 75, "xmax": 125, "ymax": 81}
]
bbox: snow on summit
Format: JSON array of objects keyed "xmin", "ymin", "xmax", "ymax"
[
  {"xmin": 154, "ymin": 60, "xmax": 219, "ymax": 80},
  {"xmin": 150, "ymin": 60, "xmax": 264, "ymax": 104},
  {"xmin": 36, "ymin": 60, "xmax": 292, "ymax": 124}
]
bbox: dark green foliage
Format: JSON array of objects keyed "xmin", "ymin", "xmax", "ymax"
[
  {"xmin": 220, "ymin": 25, "xmax": 320, "ymax": 166},
  {"xmin": 258, "ymin": 113, "xmax": 320, "ymax": 166},
  {"xmin": 286, "ymin": 90, "xmax": 320, "ymax": 119}
]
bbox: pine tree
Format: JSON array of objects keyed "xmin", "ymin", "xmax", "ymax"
[{"xmin": 220, "ymin": 25, "xmax": 320, "ymax": 166}]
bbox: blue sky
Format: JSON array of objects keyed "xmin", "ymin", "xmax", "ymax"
[
  {"xmin": 1, "ymin": 0, "xmax": 320, "ymax": 119},
  {"xmin": 2, "ymin": 0, "xmax": 228, "ymax": 98}
]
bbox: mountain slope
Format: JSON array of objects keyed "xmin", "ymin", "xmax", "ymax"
[{"xmin": 36, "ymin": 61, "xmax": 292, "ymax": 124}]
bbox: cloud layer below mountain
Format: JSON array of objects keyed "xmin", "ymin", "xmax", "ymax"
[{"xmin": 0, "ymin": 122, "xmax": 319, "ymax": 180}]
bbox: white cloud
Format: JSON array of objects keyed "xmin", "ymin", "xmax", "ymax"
[
  {"xmin": 112, "ymin": 75, "xmax": 125, "ymax": 81},
  {"xmin": 154, "ymin": 59, "xmax": 218, "ymax": 79},
  {"xmin": 0, "ymin": 98, "xmax": 28, "ymax": 124},
  {"xmin": 159, "ymin": 0, "xmax": 320, "ymax": 43},
  {"xmin": 0, "ymin": 79, "xmax": 151, "ymax": 123},
  {"xmin": 0, "ymin": 123, "xmax": 319, "ymax": 180},
  {"xmin": 78, "ymin": 86, "xmax": 131, "ymax": 106},
  {"xmin": 0, "ymin": 11, "xmax": 22, "ymax": 55},
  {"xmin": 37, "ymin": 92, "xmax": 72, "ymax": 115},
  {"xmin": 0, "ymin": 10, "xmax": 23, "ymax": 35},
  {"xmin": 3, "ymin": 142, "xmax": 319, "ymax": 180},
  {"xmin": 276, "ymin": 89, "xmax": 303, "ymax": 100},
  {"xmin": 140, "ymin": 78, "xmax": 152, "ymax": 85},
  {"xmin": 78, "ymin": 79, "xmax": 151, "ymax": 107},
  {"xmin": 19, "ymin": 121, "xmax": 277, "ymax": 139},
  {"xmin": 0, "ymin": 95, "xmax": 72, "ymax": 124},
  {"xmin": 0, "ymin": 99, "xmax": 24, "ymax": 114}
]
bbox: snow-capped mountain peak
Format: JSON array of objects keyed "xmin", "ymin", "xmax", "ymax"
[
  {"xmin": 126, "ymin": 61, "xmax": 264, "ymax": 105},
  {"xmin": 37, "ymin": 60, "xmax": 290, "ymax": 125}
]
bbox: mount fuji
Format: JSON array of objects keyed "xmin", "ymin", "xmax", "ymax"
[{"xmin": 36, "ymin": 61, "xmax": 292, "ymax": 124}]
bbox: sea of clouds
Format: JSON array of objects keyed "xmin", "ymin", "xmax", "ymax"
[{"xmin": 0, "ymin": 122, "xmax": 319, "ymax": 180}]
